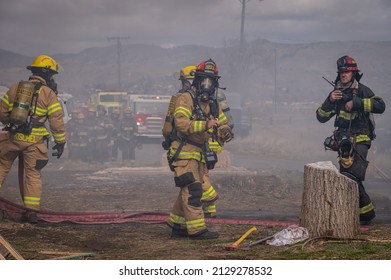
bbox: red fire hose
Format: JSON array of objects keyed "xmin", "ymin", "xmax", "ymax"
[{"xmin": 0, "ymin": 196, "xmax": 299, "ymax": 226}]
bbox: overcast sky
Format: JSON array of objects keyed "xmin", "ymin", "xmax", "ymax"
[{"xmin": 0, "ymin": 0, "xmax": 390, "ymax": 56}]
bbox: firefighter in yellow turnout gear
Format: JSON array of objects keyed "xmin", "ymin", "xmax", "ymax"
[
  {"xmin": 0, "ymin": 55, "xmax": 66, "ymax": 222},
  {"xmin": 168, "ymin": 65, "xmax": 225, "ymax": 218},
  {"xmin": 170, "ymin": 66, "xmax": 233, "ymax": 218},
  {"xmin": 167, "ymin": 59, "xmax": 233, "ymax": 239}
]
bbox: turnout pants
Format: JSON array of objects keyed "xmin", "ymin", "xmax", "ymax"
[
  {"xmin": 169, "ymin": 159, "xmax": 208, "ymax": 235},
  {"xmin": 120, "ymin": 139, "xmax": 136, "ymax": 161},
  {"xmin": 201, "ymin": 171, "xmax": 219, "ymax": 217},
  {"xmin": 340, "ymin": 142, "xmax": 375, "ymax": 222},
  {"xmin": 0, "ymin": 133, "xmax": 48, "ymax": 210}
]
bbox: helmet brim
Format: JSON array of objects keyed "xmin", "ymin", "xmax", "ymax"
[{"xmin": 337, "ymin": 67, "xmax": 360, "ymax": 73}]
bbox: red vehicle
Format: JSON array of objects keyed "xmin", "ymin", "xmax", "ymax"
[{"xmin": 128, "ymin": 94, "xmax": 170, "ymax": 142}]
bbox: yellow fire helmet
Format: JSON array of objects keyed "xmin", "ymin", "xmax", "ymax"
[
  {"xmin": 77, "ymin": 112, "xmax": 85, "ymax": 120},
  {"xmin": 71, "ymin": 108, "xmax": 80, "ymax": 115},
  {"xmin": 124, "ymin": 107, "xmax": 133, "ymax": 114},
  {"xmin": 88, "ymin": 106, "xmax": 97, "ymax": 113},
  {"xmin": 179, "ymin": 65, "xmax": 196, "ymax": 80},
  {"xmin": 27, "ymin": 55, "xmax": 63, "ymax": 73},
  {"xmin": 112, "ymin": 107, "xmax": 121, "ymax": 115}
]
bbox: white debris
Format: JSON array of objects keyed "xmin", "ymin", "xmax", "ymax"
[{"xmin": 266, "ymin": 225, "xmax": 309, "ymax": 246}]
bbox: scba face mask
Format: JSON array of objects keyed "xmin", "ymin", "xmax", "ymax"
[
  {"xmin": 48, "ymin": 77, "xmax": 58, "ymax": 93},
  {"xmin": 198, "ymin": 77, "xmax": 216, "ymax": 101}
]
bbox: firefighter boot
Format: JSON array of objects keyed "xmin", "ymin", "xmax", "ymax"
[
  {"xmin": 189, "ymin": 229, "xmax": 219, "ymax": 240},
  {"xmin": 170, "ymin": 228, "xmax": 189, "ymax": 239},
  {"xmin": 22, "ymin": 211, "xmax": 38, "ymax": 224}
]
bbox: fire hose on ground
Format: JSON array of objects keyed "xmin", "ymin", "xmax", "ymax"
[{"xmin": 0, "ymin": 196, "xmax": 300, "ymax": 226}]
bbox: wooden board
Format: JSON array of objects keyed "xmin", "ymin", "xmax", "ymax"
[{"xmin": 0, "ymin": 235, "xmax": 24, "ymax": 260}]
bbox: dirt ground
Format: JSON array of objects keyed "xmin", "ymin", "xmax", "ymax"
[{"xmin": 1, "ymin": 157, "xmax": 391, "ymax": 260}]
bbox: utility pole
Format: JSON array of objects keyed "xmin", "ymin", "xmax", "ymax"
[
  {"xmin": 239, "ymin": 0, "xmax": 249, "ymax": 48},
  {"xmin": 274, "ymin": 47, "xmax": 277, "ymax": 113},
  {"xmin": 107, "ymin": 36, "xmax": 130, "ymax": 91},
  {"xmin": 239, "ymin": 0, "xmax": 264, "ymax": 49}
]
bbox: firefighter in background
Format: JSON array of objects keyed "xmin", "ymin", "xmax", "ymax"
[
  {"xmin": 66, "ymin": 108, "xmax": 79, "ymax": 160},
  {"xmin": 66, "ymin": 107, "xmax": 80, "ymax": 130},
  {"xmin": 0, "ymin": 55, "xmax": 66, "ymax": 223},
  {"xmin": 108, "ymin": 107, "xmax": 122, "ymax": 162},
  {"xmin": 92, "ymin": 105, "xmax": 110, "ymax": 162},
  {"xmin": 119, "ymin": 107, "xmax": 138, "ymax": 166},
  {"xmin": 68, "ymin": 112, "xmax": 89, "ymax": 162},
  {"xmin": 167, "ymin": 59, "xmax": 233, "ymax": 239},
  {"xmin": 316, "ymin": 55, "xmax": 385, "ymax": 225},
  {"xmin": 84, "ymin": 106, "xmax": 97, "ymax": 162}
]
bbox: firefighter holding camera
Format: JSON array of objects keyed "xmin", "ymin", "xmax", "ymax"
[
  {"xmin": 0, "ymin": 55, "xmax": 66, "ymax": 223},
  {"xmin": 316, "ymin": 55, "xmax": 385, "ymax": 225},
  {"xmin": 167, "ymin": 59, "xmax": 233, "ymax": 239}
]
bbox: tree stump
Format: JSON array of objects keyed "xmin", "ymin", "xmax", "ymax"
[{"xmin": 300, "ymin": 161, "xmax": 360, "ymax": 239}]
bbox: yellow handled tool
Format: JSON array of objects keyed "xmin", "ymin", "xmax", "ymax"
[{"xmin": 225, "ymin": 226, "xmax": 257, "ymax": 250}]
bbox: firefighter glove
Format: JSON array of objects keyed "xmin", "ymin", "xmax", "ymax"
[
  {"xmin": 52, "ymin": 142, "xmax": 65, "ymax": 159},
  {"xmin": 218, "ymin": 126, "xmax": 234, "ymax": 143}
]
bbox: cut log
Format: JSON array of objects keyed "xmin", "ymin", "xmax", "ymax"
[{"xmin": 300, "ymin": 161, "xmax": 360, "ymax": 239}]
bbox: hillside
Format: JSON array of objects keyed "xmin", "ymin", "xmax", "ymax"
[{"xmin": 1, "ymin": 40, "xmax": 390, "ymax": 102}]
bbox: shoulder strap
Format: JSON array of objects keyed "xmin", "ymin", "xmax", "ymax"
[{"xmin": 26, "ymin": 82, "xmax": 42, "ymax": 119}]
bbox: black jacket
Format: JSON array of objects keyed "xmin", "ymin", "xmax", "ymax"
[{"xmin": 316, "ymin": 83, "xmax": 385, "ymax": 140}]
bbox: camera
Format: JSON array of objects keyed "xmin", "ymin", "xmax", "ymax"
[
  {"xmin": 205, "ymin": 150, "xmax": 218, "ymax": 170},
  {"xmin": 204, "ymin": 143, "xmax": 218, "ymax": 170}
]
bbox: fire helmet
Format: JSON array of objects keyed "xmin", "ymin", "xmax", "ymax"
[
  {"xmin": 179, "ymin": 65, "xmax": 196, "ymax": 81},
  {"xmin": 88, "ymin": 106, "xmax": 97, "ymax": 113},
  {"xmin": 124, "ymin": 107, "xmax": 133, "ymax": 114},
  {"xmin": 77, "ymin": 112, "xmax": 85, "ymax": 120},
  {"xmin": 195, "ymin": 58, "xmax": 220, "ymax": 78},
  {"xmin": 112, "ymin": 107, "xmax": 121, "ymax": 115},
  {"xmin": 71, "ymin": 108, "xmax": 80, "ymax": 115},
  {"xmin": 193, "ymin": 59, "xmax": 220, "ymax": 101},
  {"xmin": 27, "ymin": 55, "xmax": 62, "ymax": 74},
  {"xmin": 97, "ymin": 105, "xmax": 107, "ymax": 114},
  {"xmin": 337, "ymin": 55, "xmax": 360, "ymax": 72}
]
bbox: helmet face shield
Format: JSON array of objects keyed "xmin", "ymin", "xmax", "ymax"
[
  {"xmin": 337, "ymin": 57, "xmax": 346, "ymax": 69},
  {"xmin": 200, "ymin": 77, "xmax": 213, "ymax": 91},
  {"xmin": 196, "ymin": 76, "xmax": 217, "ymax": 101}
]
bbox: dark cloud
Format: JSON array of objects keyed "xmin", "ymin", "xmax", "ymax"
[{"xmin": 0, "ymin": 0, "xmax": 390, "ymax": 56}]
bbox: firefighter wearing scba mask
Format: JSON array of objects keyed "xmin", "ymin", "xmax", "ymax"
[
  {"xmin": 165, "ymin": 65, "xmax": 233, "ymax": 218},
  {"xmin": 316, "ymin": 55, "xmax": 385, "ymax": 225},
  {"xmin": 91, "ymin": 105, "xmax": 110, "ymax": 163},
  {"xmin": 119, "ymin": 107, "xmax": 138, "ymax": 166},
  {"xmin": 167, "ymin": 59, "xmax": 233, "ymax": 239},
  {"xmin": 0, "ymin": 55, "xmax": 66, "ymax": 223},
  {"xmin": 68, "ymin": 112, "xmax": 89, "ymax": 162}
]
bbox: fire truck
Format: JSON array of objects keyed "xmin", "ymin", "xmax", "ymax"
[
  {"xmin": 128, "ymin": 94, "xmax": 170, "ymax": 142},
  {"xmin": 89, "ymin": 91, "xmax": 128, "ymax": 115}
]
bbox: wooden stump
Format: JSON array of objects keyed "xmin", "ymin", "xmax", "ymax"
[{"xmin": 300, "ymin": 161, "xmax": 360, "ymax": 239}]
